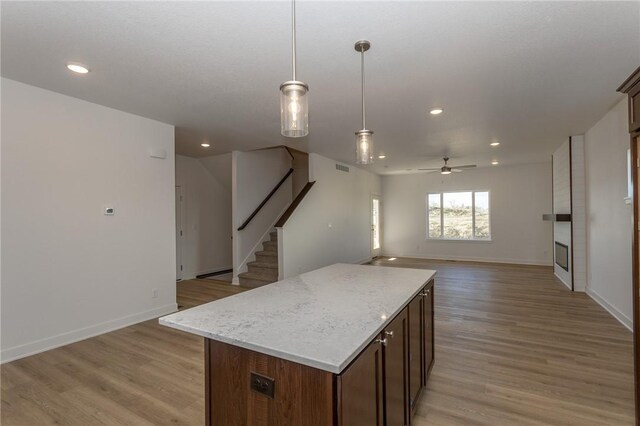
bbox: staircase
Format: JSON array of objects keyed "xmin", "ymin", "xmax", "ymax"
[{"xmin": 238, "ymin": 231, "xmax": 279, "ymax": 288}]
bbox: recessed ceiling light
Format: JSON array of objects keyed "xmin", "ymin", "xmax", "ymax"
[
  {"xmin": 429, "ymin": 108, "xmax": 443, "ymax": 115},
  {"xmin": 378, "ymin": 154, "xmax": 386, "ymax": 159},
  {"xmin": 201, "ymin": 143, "xmax": 211, "ymax": 148},
  {"xmin": 490, "ymin": 142, "xmax": 500, "ymax": 147},
  {"xmin": 491, "ymin": 160, "xmax": 499, "ymax": 165},
  {"xmin": 66, "ymin": 63, "xmax": 89, "ymax": 74}
]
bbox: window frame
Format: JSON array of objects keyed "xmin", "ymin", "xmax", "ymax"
[{"xmin": 426, "ymin": 190, "xmax": 492, "ymax": 241}]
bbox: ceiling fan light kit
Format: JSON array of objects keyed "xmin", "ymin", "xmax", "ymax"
[
  {"xmin": 280, "ymin": 0, "xmax": 309, "ymax": 138},
  {"xmin": 355, "ymin": 40, "xmax": 374, "ymax": 165},
  {"xmin": 418, "ymin": 157, "xmax": 477, "ymax": 175}
]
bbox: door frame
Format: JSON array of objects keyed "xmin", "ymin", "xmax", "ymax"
[
  {"xmin": 632, "ymin": 133, "xmax": 640, "ymax": 424},
  {"xmin": 176, "ymin": 185, "xmax": 184, "ymax": 281},
  {"xmin": 371, "ymin": 194, "xmax": 382, "ymax": 258},
  {"xmin": 618, "ymin": 65, "xmax": 640, "ymax": 424}
]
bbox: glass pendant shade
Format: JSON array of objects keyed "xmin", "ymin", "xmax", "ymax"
[
  {"xmin": 280, "ymin": 81, "xmax": 309, "ymax": 137},
  {"xmin": 355, "ymin": 130, "xmax": 374, "ymax": 165}
]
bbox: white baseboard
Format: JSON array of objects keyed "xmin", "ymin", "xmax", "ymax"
[
  {"xmin": 354, "ymin": 256, "xmax": 374, "ymax": 265},
  {"xmin": 1, "ymin": 303, "xmax": 178, "ymax": 364},
  {"xmin": 381, "ymin": 253, "xmax": 552, "ymax": 267},
  {"xmin": 554, "ymin": 271, "xmax": 572, "ymax": 290},
  {"xmin": 586, "ymin": 287, "xmax": 632, "ymax": 332}
]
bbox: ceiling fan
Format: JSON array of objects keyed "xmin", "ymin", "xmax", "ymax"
[{"xmin": 418, "ymin": 157, "xmax": 477, "ymax": 175}]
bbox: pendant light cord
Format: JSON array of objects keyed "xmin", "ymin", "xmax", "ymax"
[
  {"xmin": 292, "ymin": 0, "xmax": 297, "ymax": 81},
  {"xmin": 361, "ymin": 49, "xmax": 366, "ymax": 130}
]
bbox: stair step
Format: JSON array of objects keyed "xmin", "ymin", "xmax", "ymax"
[
  {"xmin": 262, "ymin": 240, "xmax": 277, "ymax": 252},
  {"xmin": 238, "ymin": 272, "xmax": 275, "ymax": 289},
  {"xmin": 247, "ymin": 261, "xmax": 278, "ymax": 279},
  {"xmin": 248, "ymin": 261, "xmax": 277, "ymax": 269}
]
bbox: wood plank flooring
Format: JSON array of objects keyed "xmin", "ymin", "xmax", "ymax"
[
  {"xmin": 1, "ymin": 258, "xmax": 634, "ymax": 425},
  {"xmin": 369, "ymin": 258, "xmax": 634, "ymax": 425}
]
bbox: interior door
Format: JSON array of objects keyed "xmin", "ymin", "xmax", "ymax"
[
  {"xmin": 175, "ymin": 186, "xmax": 183, "ymax": 281},
  {"xmin": 371, "ymin": 195, "xmax": 381, "ymax": 258}
]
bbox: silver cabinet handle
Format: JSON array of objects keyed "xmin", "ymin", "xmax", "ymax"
[
  {"xmin": 384, "ymin": 330, "xmax": 394, "ymax": 338},
  {"xmin": 375, "ymin": 337, "xmax": 388, "ymax": 346}
]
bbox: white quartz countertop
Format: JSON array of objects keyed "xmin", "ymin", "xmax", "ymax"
[{"xmin": 159, "ymin": 263, "xmax": 436, "ymax": 374}]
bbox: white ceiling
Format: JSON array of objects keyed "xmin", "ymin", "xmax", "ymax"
[{"xmin": 2, "ymin": 1, "xmax": 639, "ymax": 174}]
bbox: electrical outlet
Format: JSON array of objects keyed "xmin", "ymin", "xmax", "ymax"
[{"xmin": 152, "ymin": 288, "xmax": 158, "ymax": 299}]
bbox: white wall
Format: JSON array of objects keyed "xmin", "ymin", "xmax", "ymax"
[
  {"xmin": 1, "ymin": 78, "xmax": 176, "ymax": 362},
  {"xmin": 232, "ymin": 148, "xmax": 292, "ymax": 280},
  {"xmin": 280, "ymin": 153, "xmax": 382, "ymax": 278},
  {"xmin": 175, "ymin": 154, "xmax": 232, "ymax": 279},
  {"xmin": 382, "ymin": 163, "xmax": 553, "ymax": 265},
  {"xmin": 585, "ymin": 98, "xmax": 633, "ymax": 329},
  {"xmin": 552, "ymin": 140, "xmax": 572, "ymax": 287},
  {"xmin": 200, "ymin": 153, "xmax": 232, "ymax": 192}
]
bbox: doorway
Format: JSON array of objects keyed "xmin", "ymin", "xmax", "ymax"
[
  {"xmin": 176, "ymin": 186, "xmax": 184, "ymax": 281},
  {"xmin": 371, "ymin": 195, "xmax": 381, "ymax": 258}
]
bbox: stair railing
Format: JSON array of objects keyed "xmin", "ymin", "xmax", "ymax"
[{"xmin": 237, "ymin": 168, "xmax": 294, "ymax": 231}]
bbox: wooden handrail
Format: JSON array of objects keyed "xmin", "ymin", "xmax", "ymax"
[
  {"xmin": 275, "ymin": 181, "xmax": 316, "ymax": 228},
  {"xmin": 237, "ymin": 168, "xmax": 294, "ymax": 231}
]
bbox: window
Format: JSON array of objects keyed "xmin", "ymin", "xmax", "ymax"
[{"xmin": 426, "ymin": 191, "xmax": 490, "ymax": 240}]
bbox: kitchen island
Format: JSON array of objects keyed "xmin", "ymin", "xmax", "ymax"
[{"xmin": 160, "ymin": 263, "xmax": 435, "ymax": 426}]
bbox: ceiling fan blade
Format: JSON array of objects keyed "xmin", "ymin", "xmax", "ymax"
[
  {"xmin": 418, "ymin": 168, "xmax": 440, "ymax": 171},
  {"xmin": 452, "ymin": 169, "xmax": 464, "ymax": 172},
  {"xmin": 449, "ymin": 164, "xmax": 476, "ymax": 169}
]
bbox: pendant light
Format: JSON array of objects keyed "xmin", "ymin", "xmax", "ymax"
[
  {"xmin": 355, "ymin": 40, "xmax": 373, "ymax": 164},
  {"xmin": 280, "ymin": 0, "xmax": 308, "ymax": 138}
]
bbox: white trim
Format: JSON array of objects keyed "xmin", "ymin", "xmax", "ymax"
[
  {"xmin": 1, "ymin": 303, "xmax": 178, "ymax": 363},
  {"xmin": 381, "ymin": 253, "xmax": 552, "ymax": 267},
  {"xmin": 355, "ymin": 256, "xmax": 374, "ymax": 265},
  {"xmin": 586, "ymin": 287, "xmax": 633, "ymax": 332},
  {"xmin": 554, "ymin": 271, "xmax": 572, "ymax": 290}
]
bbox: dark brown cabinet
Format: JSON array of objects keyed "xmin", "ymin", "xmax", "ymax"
[
  {"xmin": 408, "ymin": 292, "xmax": 423, "ymax": 411},
  {"xmin": 382, "ymin": 308, "xmax": 409, "ymax": 426},
  {"xmin": 408, "ymin": 280, "xmax": 435, "ymax": 419},
  {"xmin": 423, "ymin": 284, "xmax": 435, "ymax": 382},
  {"xmin": 340, "ymin": 280, "xmax": 434, "ymax": 425},
  {"xmin": 338, "ymin": 339, "xmax": 384, "ymax": 426},
  {"xmin": 204, "ymin": 279, "xmax": 435, "ymax": 426}
]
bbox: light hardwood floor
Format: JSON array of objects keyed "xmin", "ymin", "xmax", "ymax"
[{"xmin": 1, "ymin": 258, "xmax": 634, "ymax": 425}]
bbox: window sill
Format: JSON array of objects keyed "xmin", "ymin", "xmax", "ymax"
[{"xmin": 425, "ymin": 238, "xmax": 493, "ymax": 243}]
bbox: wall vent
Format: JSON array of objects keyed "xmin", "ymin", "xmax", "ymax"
[{"xmin": 336, "ymin": 164, "xmax": 350, "ymax": 173}]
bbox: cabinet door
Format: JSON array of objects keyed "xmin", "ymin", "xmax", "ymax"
[
  {"xmin": 407, "ymin": 293, "xmax": 423, "ymax": 411},
  {"xmin": 384, "ymin": 308, "xmax": 408, "ymax": 426},
  {"xmin": 338, "ymin": 338, "xmax": 384, "ymax": 426},
  {"xmin": 422, "ymin": 283, "xmax": 434, "ymax": 382}
]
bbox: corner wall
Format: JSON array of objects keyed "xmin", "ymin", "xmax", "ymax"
[
  {"xmin": 584, "ymin": 98, "xmax": 633, "ymax": 329},
  {"xmin": 382, "ymin": 162, "xmax": 553, "ymax": 265},
  {"xmin": 1, "ymin": 78, "xmax": 177, "ymax": 362},
  {"xmin": 280, "ymin": 154, "xmax": 381, "ymax": 278}
]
